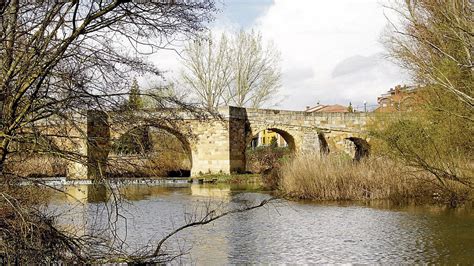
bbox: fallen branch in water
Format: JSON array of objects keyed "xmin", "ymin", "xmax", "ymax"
[{"xmin": 124, "ymin": 196, "xmax": 278, "ymax": 263}]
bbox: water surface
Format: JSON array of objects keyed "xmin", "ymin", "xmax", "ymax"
[{"xmin": 46, "ymin": 183, "xmax": 474, "ymax": 264}]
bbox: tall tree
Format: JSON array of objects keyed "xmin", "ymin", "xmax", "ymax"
[
  {"xmin": 0, "ymin": 0, "xmax": 216, "ymax": 173},
  {"xmin": 181, "ymin": 33, "xmax": 233, "ymax": 110},
  {"xmin": 230, "ymin": 30, "xmax": 281, "ymax": 108},
  {"xmin": 128, "ymin": 78, "xmax": 143, "ymax": 110},
  {"xmin": 181, "ymin": 30, "xmax": 281, "ymax": 109},
  {"xmin": 0, "ymin": 0, "xmax": 217, "ymax": 262}
]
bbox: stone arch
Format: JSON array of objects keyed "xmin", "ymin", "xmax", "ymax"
[
  {"xmin": 243, "ymin": 126, "xmax": 296, "ymax": 174},
  {"xmin": 111, "ymin": 123, "xmax": 193, "ymax": 177},
  {"xmin": 246, "ymin": 126, "xmax": 297, "ymax": 152},
  {"xmin": 114, "ymin": 124, "xmax": 192, "ymax": 155},
  {"xmin": 345, "ymin": 137, "xmax": 370, "ymax": 161}
]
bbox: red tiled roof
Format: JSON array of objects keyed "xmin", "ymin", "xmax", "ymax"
[{"xmin": 306, "ymin": 104, "xmax": 349, "ymax": 113}]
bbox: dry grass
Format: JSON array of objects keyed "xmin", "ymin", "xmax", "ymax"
[
  {"xmin": 107, "ymin": 152, "xmax": 191, "ymax": 178},
  {"xmin": 5, "ymin": 155, "xmax": 67, "ymax": 178},
  {"xmin": 279, "ymin": 154, "xmax": 471, "ymax": 205}
]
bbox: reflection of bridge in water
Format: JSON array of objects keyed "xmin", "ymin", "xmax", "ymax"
[
  {"xmin": 53, "ymin": 183, "xmax": 240, "ymax": 204},
  {"xmin": 69, "ymin": 106, "xmax": 373, "ymax": 179}
]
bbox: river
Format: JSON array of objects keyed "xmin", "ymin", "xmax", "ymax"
[{"xmin": 45, "ymin": 183, "xmax": 474, "ymax": 264}]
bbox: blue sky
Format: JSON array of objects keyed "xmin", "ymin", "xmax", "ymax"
[{"xmin": 215, "ymin": 0, "xmax": 274, "ymax": 28}]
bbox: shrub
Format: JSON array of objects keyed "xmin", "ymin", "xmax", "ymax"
[{"xmin": 245, "ymin": 146, "xmax": 290, "ymax": 174}]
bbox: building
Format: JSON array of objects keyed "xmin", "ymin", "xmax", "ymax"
[
  {"xmin": 375, "ymin": 85, "xmax": 420, "ymax": 112},
  {"xmin": 305, "ymin": 104, "xmax": 350, "ymax": 113},
  {"xmin": 249, "ymin": 129, "xmax": 287, "ymax": 149}
]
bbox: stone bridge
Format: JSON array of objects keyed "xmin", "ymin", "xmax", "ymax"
[{"xmin": 70, "ymin": 106, "xmax": 373, "ymax": 179}]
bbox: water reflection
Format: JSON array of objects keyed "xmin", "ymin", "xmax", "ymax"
[
  {"xmin": 190, "ymin": 184, "xmax": 231, "ymax": 199},
  {"xmin": 45, "ymin": 184, "xmax": 474, "ymax": 264}
]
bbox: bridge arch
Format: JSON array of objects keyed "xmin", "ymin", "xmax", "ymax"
[
  {"xmin": 242, "ymin": 126, "xmax": 297, "ymax": 174},
  {"xmin": 110, "ymin": 124, "xmax": 193, "ymax": 177},
  {"xmin": 318, "ymin": 132, "xmax": 330, "ymax": 155},
  {"xmin": 345, "ymin": 137, "xmax": 370, "ymax": 161},
  {"xmin": 246, "ymin": 126, "xmax": 297, "ymax": 152}
]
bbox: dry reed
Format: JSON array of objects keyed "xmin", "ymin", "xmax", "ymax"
[{"xmin": 279, "ymin": 154, "xmax": 471, "ymax": 204}]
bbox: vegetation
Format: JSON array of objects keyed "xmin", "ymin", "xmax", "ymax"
[
  {"xmin": 246, "ymin": 146, "xmax": 290, "ymax": 173},
  {"xmin": 279, "ymin": 154, "xmax": 471, "ymax": 206},
  {"xmin": 128, "ymin": 78, "xmax": 144, "ymax": 110},
  {"xmin": 0, "ymin": 0, "xmax": 272, "ymax": 264},
  {"xmin": 246, "ymin": 145, "xmax": 291, "ymax": 190},
  {"xmin": 180, "ymin": 30, "xmax": 281, "ymax": 109},
  {"xmin": 373, "ymin": 0, "xmax": 473, "ymax": 193}
]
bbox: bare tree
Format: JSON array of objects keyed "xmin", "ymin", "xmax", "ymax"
[
  {"xmin": 230, "ymin": 30, "xmax": 281, "ymax": 108},
  {"xmin": 180, "ymin": 30, "xmax": 281, "ymax": 109},
  {"xmin": 0, "ymin": 0, "xmax": 216, "ymax": 173},
  {"xmin": 180, "ymin": 33, "xmax": 233, "ymax": 110},
  {"xmin": 0, "ymin": 0, "xmax": 224, "ymax": 262}
]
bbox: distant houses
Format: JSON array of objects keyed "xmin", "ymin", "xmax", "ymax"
[
  {"xmin": 374, "ymin": 85, "xmax": 420, "ymax": 113},
  {"xmin": 305, "ymin": 104, "xmax": 350, "ymax": 113},
  {"xmin": 249, "ymin": 129, "xmax": 288, "ymax": 149},
  {"xmin": 305, "ymin": 85, "xmax": 420, "ymax": 114}
]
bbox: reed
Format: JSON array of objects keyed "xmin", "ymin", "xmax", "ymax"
[{"xmin": 279, "ymin": 154, "xmax": 471, "ymax": 204}]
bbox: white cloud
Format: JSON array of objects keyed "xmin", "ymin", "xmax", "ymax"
[
  {"xmin": 253, "ymin": 0, "xmax": 409, "ymax": 110},
  {"xmin": 142, "ymin": 0, "xmax": 408, "ymax": 110}
]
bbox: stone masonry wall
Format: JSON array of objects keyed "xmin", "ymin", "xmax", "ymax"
[{"xmin": 66, "ymin": 107, "xmax": 372, "ymax": 179}]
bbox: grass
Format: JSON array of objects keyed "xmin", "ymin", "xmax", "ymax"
[
  {"xmin": 5, "ymin": 154, "xmax": 67, "ymax": 177},
  {"xmin": 278, "ymin": 154, "xmax": 472, "ymax": 206},
  {"xmin": 193, "ymin": 173, "xmax": 262, "ymax": 184}
]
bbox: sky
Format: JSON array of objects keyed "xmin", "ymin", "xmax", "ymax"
[{"xmin": 147, "ymin": 0, "xmax": 409, "ymax": 111}]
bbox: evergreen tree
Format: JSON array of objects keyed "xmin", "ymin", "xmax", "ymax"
[
  {"xmin": 347, "ymin": 102, "xmax": 354, "ymax": 113},
  {"xmin": 129, "ymin": 78, "xmax": 143, "ymax": 110}
]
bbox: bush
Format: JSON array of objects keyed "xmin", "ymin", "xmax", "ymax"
[{"xmin": 245, "ymin": 146, "xmax": 290, "ymax": 174}]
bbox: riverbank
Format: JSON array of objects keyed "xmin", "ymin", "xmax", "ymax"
[
  {"xmin": 190, "ymin": 173, "xmax": 262, "ymax": 185},
  {"xmin": 19, "ymin": 174, "xmax": 262, "ymax": 187},
  {"xmin": 19, "ymin": 164, "xmax": 473, "ymax": 207}
]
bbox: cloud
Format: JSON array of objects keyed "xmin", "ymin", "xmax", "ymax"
[
  {"xmin": 331, "ymin": 54, "xmax": 381, "ymax": 78},
  {"xmin": 253, "ymin": 0, "xmax": 409, "ymax": 110},
  {"xmin": 142, "ymin": 0, "xmax": 408, "ymax": 111}
]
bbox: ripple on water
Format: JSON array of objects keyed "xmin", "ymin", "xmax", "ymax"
[{"xmin": 48, "ymin": 184, "xmax": 474, "ymax": 264}]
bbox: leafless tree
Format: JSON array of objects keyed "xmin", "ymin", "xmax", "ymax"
[
  {"xmin": 180, "ymin": 33, "xmax": 233, "ymax": 110},
  {"xmin": 0, "ymin": 1, "xmax": 277, "ymax": 262},
  {"xmin": 230, "ymin": 30, "xmax": 281, "ymax": 108},
  {"xmin": 0, "ymin": 0, "xmax": 216, "ymax": 173},
  {"xmin": 0, "ymin": 0, "xmax": 250, "ymax": 262},
  {"xmin": 180, "ymin": 30, "xmax": 281, "ymax": 109}
]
